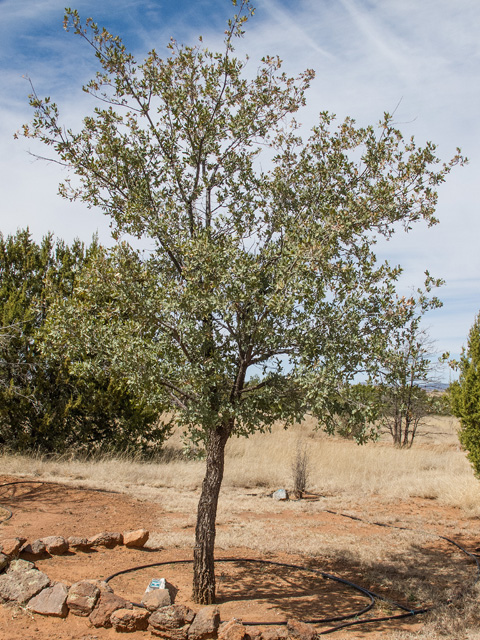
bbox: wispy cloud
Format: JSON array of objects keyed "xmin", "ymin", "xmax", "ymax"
[
  {"xmin": 256, "ymin": 0, "xmax": 335, "ymax": 61},
  {"xmin": 1, "ymin": 0, "xmax": 479, "ymax": 377},
  {"xmin": 339, "ymin": 0, "xmax": 411, "ymax": 78}
]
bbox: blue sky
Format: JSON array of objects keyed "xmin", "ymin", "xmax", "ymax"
[{"xmin": 1, "ymin": 0, "xmax": 479, "ymax": 380}]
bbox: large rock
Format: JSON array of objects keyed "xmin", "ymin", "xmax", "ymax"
[
  {"xmin": 218, "ymin": 619, "xmax": 248, "ymax": 640},
  {"xmin": 8, "ymin": 559, "xmax": 34, "ymax": 571},
  {"xmin": 149, "ymin": 604, "xmax": 196, "ymax": 640},
  {"xmin": 245, "ymin": 628, "xmax": 262, "ymax": 640},
  {"xmin": 286, "ymin": 619, "xmax": 316, "ymax": 640},
  {"xmin": 141, "ymin": 588, "xmax": 172, "ymax": 611},
  {"xmin": 66, "ymin": 580, "xmax": 100, "ymax": 616},
  {"xmin": 272, "ymin": 489, "xmax": 289, "ymax": 501},
  {"xmin": 85, "ymin": 579, "xmax": 114, "ymax": 594},
  {"xmin": 0, "ymin": 554, "xmax": 8, "ymax": 573},
  {"xmin": 123, "ymin": 528, "xmax": 149, "ymax": 548},
  {"xmin": 261, "ymin": 627, "xmax": 288, "ymax": 640},
  {"xmin": 110, "ymin": 607, "xmax": 150, "ymax": 632},
  {"xmin": 41, "ymin": 535, "xmax": 69, "ymax": 555},
  {"xmin": 26, "ymin": 582, "xmax": 69, "ymax": 617},
  {"xmin": 0, "ymin": 537, "xmax": 27, "ymax": 557},
  {"xmin": 0, "ymin": 560, "xmax": 50, "ymax": 603},
  {"xmin": 89, "ymin": 531, "xmax": 123, "ymax": 548},
  {"xmin": 143, "ymin": 578, "xmax": 178, "ymax": 602},
  {"xmin": 188, "ymin": 606, "xmax": 220, "ymax": 640},
  {"xmin": 89, "ymin": 592, "xmax": 133, "ymax": 628},
  {"xmin": 21, "ymin": 539, "xmax": 47, "ymax": 557},
  {"xmin": 67, "ymin": 536, "xmax": 94, "ymax": 551}
]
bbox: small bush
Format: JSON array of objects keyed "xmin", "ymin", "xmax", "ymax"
[{"xmin": 291, "ymin": 440, "xmax": 309, "ymax": 496}]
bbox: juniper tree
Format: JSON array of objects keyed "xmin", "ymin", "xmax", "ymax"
[
  {"xmin": 20, "ymin": 1, "xmax": 462, "ymax": 603},
  {"xmin": 450, "ymin": 313, "xmax": 480, "ymax": 475},
  {"xmin": 0, "ymin": 230, "xmax": 164, "ymax": 453}
]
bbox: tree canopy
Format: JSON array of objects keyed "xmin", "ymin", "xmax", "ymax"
[{"xmin": 20, "ymin": 0, "xmax": 462, "ymax": 603}]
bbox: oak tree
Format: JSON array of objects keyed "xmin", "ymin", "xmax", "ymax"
[{"xmin": 21, "ymin": 1, "xmax": 462, "ymax": 603}]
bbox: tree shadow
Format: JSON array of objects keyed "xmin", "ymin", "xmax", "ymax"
[
  {"xmin": 215, "ymin": 559, "xmax": 372, "ymax": 624},
  {"xmin": 211, "ymin": 531, "xmax": 478, "ymax": 634}
]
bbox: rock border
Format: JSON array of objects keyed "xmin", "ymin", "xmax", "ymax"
[{"xmin": 0, "ymin": 533, "xmax": 312, "ymax": 640}]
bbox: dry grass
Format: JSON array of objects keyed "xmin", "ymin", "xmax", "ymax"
[
  {"xmin": 392, "ymin": 584, "xmax": 480, "ymax": 640},
  {"xmin": 222, "ymin": 415, "xmax": 479, "ymax": 510},
  {"xmin": 0, "ymin": 414, "xmax": 477, "ymax": 513}
]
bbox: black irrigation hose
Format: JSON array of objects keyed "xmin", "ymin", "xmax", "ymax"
[
  {"xmin": 0, "ymin": 505, "xmax": 13, "ymax": 524},
  {"xmin": 439, "ymin": 535, "xmax": 480, "ymax": 586},
  {"xmin": 105, "ymin": 557, "xmax": 429, "ymax": 633},
  {"xmin": 0, "ymin": 480, "xmax": 50, "ymax": 489},
  {"xmin": 317, "ymin": 509, "xmax": 480, "ymax": 633},
  {"xmin": 2, "ymin": 480, "xmax": 479, "ymax": 634},
  {"xmin": 104, "ymin": 511, "xmax": 480, "ymax": 635},
  {"xmin": 105, "ymin": 557, "xmax": 378, "ymax": 626},
  {"xmin": 325, "ymin": 508, "xmax": 480, "ymax": 587}
]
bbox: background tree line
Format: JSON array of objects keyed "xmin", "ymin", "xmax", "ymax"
[{"xmin": 0, "ymin": 229, "xmax": 168, "ymax": 455}]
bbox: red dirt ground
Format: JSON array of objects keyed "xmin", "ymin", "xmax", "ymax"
[{"xmin": 0, "ymin": 475, "xmax": 478, "ymax": 640}]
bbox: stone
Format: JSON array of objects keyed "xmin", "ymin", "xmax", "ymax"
[
  {"xmin": 218, "ymin": 619, "xmax": 248, "ymax": 640},
  {"xmin": 123, "ymin": 528, "xmax": 149, "ymax": 548},
  {"xmin": 26, "ymin": 582, "xmax": 69, "ymax": 617},
  {"xmin": 21, "ymin": 539, "xmax": 47, "ymax": 557},
  {"xmin": 41, "ymin": 535, "xmax": 69, "ymax": 555},
  {"xmin": 149, "ymin": 604, "xmax": 196, "ymax": 640},
  {"xmin": 85, "ymin": 579, "xmax": 114, "ymax": 594},
  {"xmin": 0, "ymin": 537, "xmax": 27, "ymax": 557},
  {"xmin": 145, "ymin": 578, "xmax": 178, "ymax": 602},
  {"xmin": 286, "ymin": 619, "xmax": 316, "ymax": 640},
  {"xmin": 272, "ymin": 489, "xmax": 289, "ymax": 501},
  {"xmin": 260, "ymin": 627, "xmax": 289, "ymax": 640},
  {"xmin": 110, "ymin": 607, "xmax": 150, "ymax": 632},
  {"xmin": 142, "ymin": 588, "xmax": 172, "ymax": 611},
  {"xmin": 8, "ymin": 559, "xmax": 34, "ymax": 571},
  {"xmin": 188, "ymin": 606, "xmax": 220, "ymax": 640},
  {"xmin": 0, "ymin": 561, "xmax": 50, "ymax": 603},
  {"xmin": 89, "ymin": 592, "xmax": 133, "ymax": 628},
  {"xmin": 0, "ymin": 553, "xmax": 8, "ymax": 573},
  {"xmin": 67, "ymin": 536, "xmax": 94, "ymax": 551},
  {"xmin": 66, "ymin": 580, "xmax": 100, "ymax": 616},
  {"xmin": 245, "ymin": 628, "xmax": 262, "ymax": 640},
  {"xmin": 89, "ymin": 531, "xmax": 123, "ymax": 548}
]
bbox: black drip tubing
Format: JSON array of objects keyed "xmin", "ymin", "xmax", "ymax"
[
  {"xmin": 1, "ymin": 481, "xmax": 479, "ymax": 634},
  {"xmin": 104, "ymin": 512, "xmax": 480, "ymax": 634},
  {"xmin": 105, "ymin": 557, "xmax": 429, "ymax": 633}
]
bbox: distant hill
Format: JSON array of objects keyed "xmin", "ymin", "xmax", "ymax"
[{"xmin": 424, "ymin": 382, "xmax": 450, "ymax": 392}]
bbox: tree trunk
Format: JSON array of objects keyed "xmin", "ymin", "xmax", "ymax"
[
  {"xmin": 392, "ymin": 415, "xmax": 402, "ymax": 447},
  {"xmin": 192, "ymin": 424, "xmax": 230, "ymax": 604}
]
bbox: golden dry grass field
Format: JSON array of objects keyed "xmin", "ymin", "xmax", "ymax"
[{"xmin": 1, "ymin": 415, "xmax": 480, "ymax": 639}]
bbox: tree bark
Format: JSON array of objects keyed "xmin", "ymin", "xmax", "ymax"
[{"xmin": 192, "ymin": 423, "xmax": 231, "ymax": 604}]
